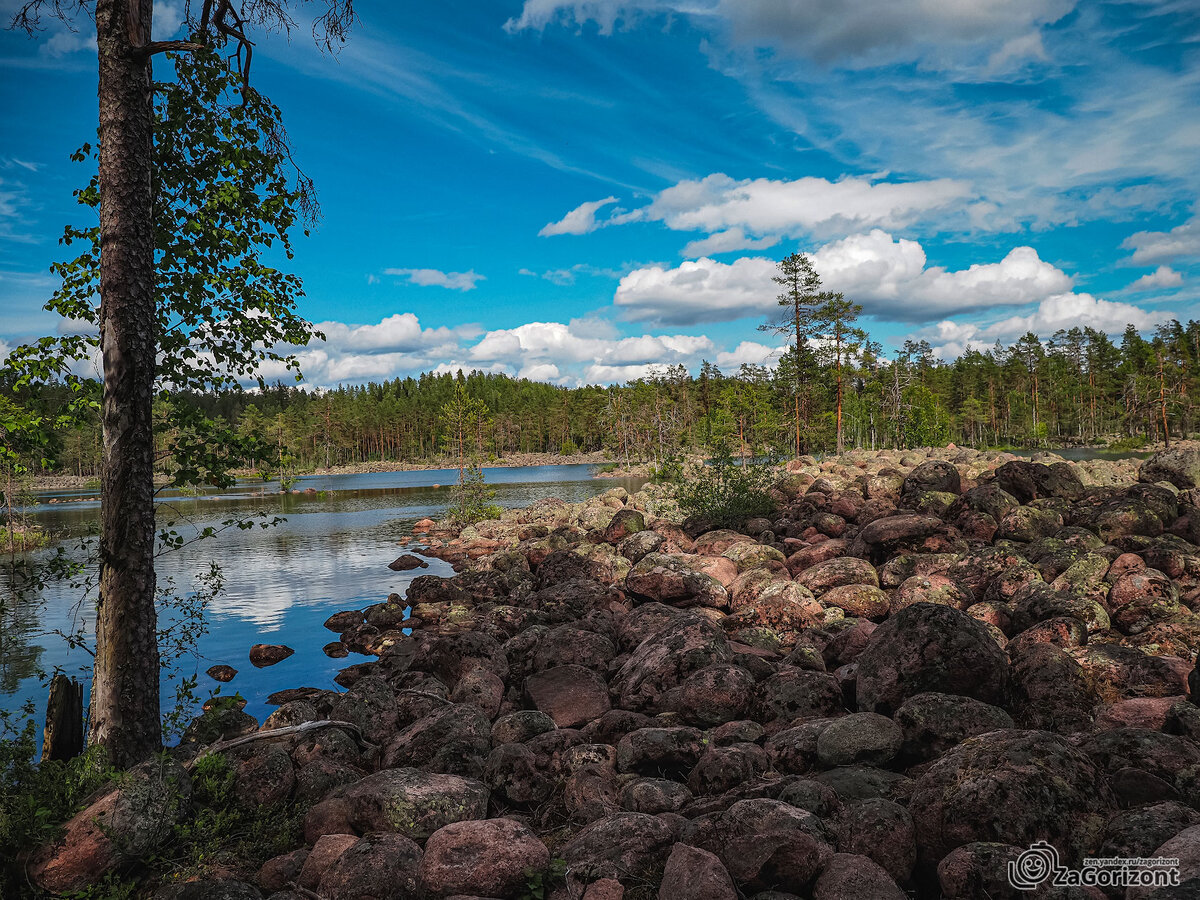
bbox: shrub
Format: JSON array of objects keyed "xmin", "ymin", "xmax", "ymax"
[
  {"xmin": 450, "ymin": 463, "xmax": 502, "ymax": 526},
  {"xmin": 673, "ymin": 444, "xmax": 775, "ymax": 529}
]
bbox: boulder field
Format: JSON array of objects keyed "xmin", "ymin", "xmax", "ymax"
[{"xmin": 31, "ymin": 444, "xmax": 1200, "ymax": 899}]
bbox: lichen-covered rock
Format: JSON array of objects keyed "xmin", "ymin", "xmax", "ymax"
[
  {"xmin": 524, "ymin": 664, "xmax": 611, "ymax": 728},
  {"xmin": 380, "ymin": 703, "xmax": 492, "ymax": 777},
  {"xmin": 560, "ymin": 812, "xmax": 676, "ymax": 887},
  {"xmin": 418, "ymin": 818, "xmax": 549, "ymax": 898},
  {"xmin": 30, "ymin": 759, "xmax": 192, "ymax": 895},
  {"xmin": 620, "ymin": 777, "xmax": 692, "ymax": 813},
  {"xmin": 674, "ymin": 663, "xmax": 756, "ymax": 726},
  {"xmin": 850, "ymin": 514, "xmax": 948, "ymax": 563},
  {"xmin": 835, "ymin": 799, "xmax": 916, "ymax": 885},
  {"xmin": 936, "ymin": 842, "xmax": 1030, "ymax": 900},
  {"xmin": 626, "ymin": 552, "xmax": 730, "ymax": 609},
  {"xmin": 610, "ymin": 614, "xmax": 733, "ymax": 712},
  {"xmin": 997, "ymin": 506, "xmax": 1064, "ymax": 542},
  {"xmin": 815, "ymin": 712, "xmax": 902, "ymax": 767},
  {"xmin": 688, "ymin": 742, "xmax": 771, "ymax": 796},
  {"xmin": 903, "ymin": 460, "xmax": 962, "ymax": 498},
  {"xmin": 795, "ymin": 557, "xmax": 880, "ymax": 596},
  {"xmin": 490, "ymin": 709, "xmax": 557, "ymax": 746},
  {"xmin": 1009, "ymin": 643, "xmax": 1098, "ymax": 733},
  {"xmin": 658, "ymin": 842, "xmax": 737, "ymax": 900},
  {"xmin": 316, "ymin": 832, "xmax": 422, "ymax": 900},
  {"xmin": 1141, "ymin": 445, "xmax": 1200, "ymax": 490},
  {"xmin": 855, "ymin": 603, "xmax": 1010, "ymax": 714},
  {"xmin": 908, "ymin": 729, "xmax": 1115, "ymax": 867},
  {"xmin": 892, "ymin": 692, "xmax": 1014, "ymax": 763},
  {"xmin": 812, "ymin": 853, "xmax": 906, "ymax": 900},
  {"xmin": 616, "ymin": 727, "xmax": 705, "ymax": 777},
  {"xmin": 1127, "ymin": 824, "xmax": 1200, "ymax": 900},
  {"xmin": 994, "ymin": 460, "xmax": 1085, "ymax": 503},
  {"xmin": 727, "ymin": 580, "xmax": 824, "ymax": 634},
  {"xmin": 821, "ymin": 583, "xmax": 890, "ymax": 619},
  {"xmin": 1075, "ymin": 727, "xmax": 1200, "ymax": 807},
  {"xmin": 303, "ymin": 768, "xmax": 489, "ymax": 842},
  {"xmin": 892, "ymin": 574, "xmax": 973, "ymax": 611},
  {"xmin": 723, "ymin": 541, "xmax": 786, "ymax": 572},
  {"xmin": 754, "ymin": 668, "xmax": 844, "ymax": 725}
]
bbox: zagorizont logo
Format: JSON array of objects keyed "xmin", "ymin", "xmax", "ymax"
[{"xmin": 1008, "ymin": 841, "xmax": 1180, "ymax": 891}]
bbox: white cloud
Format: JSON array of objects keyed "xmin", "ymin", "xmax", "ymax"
[
  {"xmin": 538, "ymin": 196, "xmax": 619, "ymax": 236},
  {"xmin": 614, "ymin": 231, "xmax": 1075, "ymax": 325},
  {"xmin": 1127, "ymin": 266, "xmax": 1183, "ymax": 292},
  {"xmin": 504, "ymin": 0, "xmax": 1075, "ymax": 68},
  {"xmin": 382, "ymin": 268, "xmax": 485, "ymax": 291},
  {"xmin": 813, "ymin": 230, "xmax": 1074, "ymax": 320},
  {"xmin": 985, "ymin": 31, "xmax": 1049, "ymax": 74},
  {"xmin": 518, "ymin": 262, "xmax": 625, "ymax": 284},
  {"xmin": 1122, "ymin": 216, "xmax": 1200, "ymax": 266},
  {"xmin": 313, "ymin": 313, "xmax": 475, "ymax": 353},
  {"xmin": 469, "ymin": 320, "xmax": 714, "ymax": 368},
  {"xmin": 715, "ymin": 341, "xmax": 779, "ymax": 369},
  {"xmin": 633, "ymin": 173, "xmax": 972, "ymax": 243},
  {"xmin": 922, "ymin": 292, "xmax": 1164, "ymax": 359},
  {"xmin": 518, "ymin": 362, "xmax": 561, "ymax": 381},
  {"xmin": 614, "ymin": 256, "xmax": 778, "ymax": 325},
  {"xmin": 681, "ymin": 228, "xmax": 780, "ymax": 258}
]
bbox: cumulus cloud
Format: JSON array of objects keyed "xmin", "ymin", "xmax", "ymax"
[
  {"xmin": 1122, "ymin": 216, "xmax": 1200, "ymax": 266},
  {"xmin": 614, "ymin": 230, "xmax": 1075, "ymax": 325},
  {"xmin": 538, "ymin": 196, "xmax": 619, "ymax": 236},
  {"xmin": 469, "ymin": 320, "xmax": 713, "ymax": 369},
  {"xmin": 505, "ymin": 0, "xmax": 1075, "ymax": 68},
  {"xmin": 615, "ymin": 173, "xmax": 971, "ymax": 249},
  {"xmin": 813, "ymin": 230, "xmax": 1074, "ymax": 320},
  {"xmin": 614, "ymin": 256, "xmax": 778, "ymax": 325},
  {"xmin": 382, "ymin": 267, "xmax": 485, "ymax": 291},
  {"xmin": 313, "ymin": 313, "xmax": 475, "ymax": 353},
  {"xmin": 1127, "ymin": 266, "xmax": 1184, "ymax": 292},
  {"xmin": 921, "ymin": 292, "xmax": 1163, "ymax": 359},
  {"xmin": 715, "ymin": 341, "xmax": 780, "ymax": 369}
]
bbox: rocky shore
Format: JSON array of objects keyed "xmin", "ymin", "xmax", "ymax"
[{"xmin": 28, "ymin": 443, "xmax": 1200, "ymax": 899}]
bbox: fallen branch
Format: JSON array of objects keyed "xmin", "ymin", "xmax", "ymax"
[{"xmin": 188, "ymin": 719, "xmax": 367, "ymax": 765}]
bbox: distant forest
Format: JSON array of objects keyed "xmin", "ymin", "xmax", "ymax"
[{"xmin": 5, "ymin": 319, "xmax": 1199, "ymax": 480}]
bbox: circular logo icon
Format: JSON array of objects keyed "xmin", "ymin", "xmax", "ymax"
[{"xmin": 1009, "ymin": 841, "xmax": 1061, "ymax": 889}]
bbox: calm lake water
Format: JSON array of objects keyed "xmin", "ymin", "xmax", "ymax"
[{"xmin": 0, "ymin": 464, "xmax": 643, "ymax": 734}]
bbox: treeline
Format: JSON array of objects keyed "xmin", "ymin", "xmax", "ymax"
[{"xmin": 6, "ymin": 319, "xmax": 1199, "ymax": 479}]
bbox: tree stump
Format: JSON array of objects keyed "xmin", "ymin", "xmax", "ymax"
[{"xmin": 42, "ymin": 674, "xmax": 84, "ymax": 762}]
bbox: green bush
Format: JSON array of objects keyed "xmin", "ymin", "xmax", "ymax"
[
  {"xmin": 673, "ymin": 444, "xmax": 775, "ymax": 529},
  {"xmin": 648, "ymin": 452, "xmax": 684, "ymax": 485},
  {"xmin": 449, "ymin": 463, "xmax": 502, "ymax": 526},
  {"xmin": 0, "ymin": 706, "xmax": 116, "ymax": 897}
]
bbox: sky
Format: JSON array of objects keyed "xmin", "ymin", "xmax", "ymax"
[{"xmin": 0, "ymin": 0, "xmax": 1198, "ymax": 388}]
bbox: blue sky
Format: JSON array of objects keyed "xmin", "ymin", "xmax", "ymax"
[{"xmin": 1, "ymin": 0, "xmax": 1198, "ymax": 386}]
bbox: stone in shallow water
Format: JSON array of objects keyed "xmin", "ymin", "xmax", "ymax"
[{"xmin": 249, "ymin": 643, "xmax": 294, "ymax": 667}]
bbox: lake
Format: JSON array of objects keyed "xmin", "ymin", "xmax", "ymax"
[{"xmin": 0, "ymin": 464, "xmax": 644, "ymax": 735}]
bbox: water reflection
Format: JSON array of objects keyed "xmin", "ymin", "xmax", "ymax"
[{"xmin": 2, "ymin": 464, "xmax": 643, "ymax": 728}]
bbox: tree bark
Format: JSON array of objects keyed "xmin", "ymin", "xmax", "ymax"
[
  {"xmin": 89, "ymin": 0, "xmax": 162, "ymax": 767},
  {"xmin": 43, "ymin": 674, "xmax": 84, "ymax": 762}
]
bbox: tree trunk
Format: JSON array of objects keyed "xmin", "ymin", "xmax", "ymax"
[
  {"xmin": 89, "ymin": 0, "xmax": 163, "ymax": 768},
  {"xmin": 43, "ymin": 674, "xmax": 85, "ymax": 763}
]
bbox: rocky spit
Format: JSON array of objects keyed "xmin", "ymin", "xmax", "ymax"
[{"xmin": 27, "ymin": 444, "xmax": 1200, "ymax": 899}]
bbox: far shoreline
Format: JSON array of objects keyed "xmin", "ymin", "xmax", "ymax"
[{"xmin": 27, "ymin": 451, "xmax": 651, "ymax": 492}]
